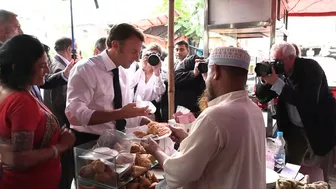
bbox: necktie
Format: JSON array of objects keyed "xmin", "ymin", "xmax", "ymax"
[{"xmin": 112, "ymin": 68, "xmax": 126, "ymax": 131}]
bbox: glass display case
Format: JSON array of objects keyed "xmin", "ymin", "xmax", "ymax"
[{"xmin": 74, "ymin": 130, "xmax": 159, "ymax": 189}]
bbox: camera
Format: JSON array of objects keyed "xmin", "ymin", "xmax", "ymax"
[
  {"xmin": 254, "ymin": 60, "xmax": 285, "ymax": 77},
  {"xmin": 146, "ymin": 52, "xmax": 162, "ymax": 66},
  {"xmin": 197, "ymin": 61, "xmax": 208, "ymax": 73}
]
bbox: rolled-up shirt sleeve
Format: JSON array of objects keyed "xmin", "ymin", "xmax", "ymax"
[
  {"xmin": 271, "ymin": 78, "xmax": 285, "ymax": 95},
  {"xmin": 163, "ymin": 115, "xmax": 221, "ymax": 188},
  {"xmin": 153, "ymin": 75, "xmax": 166, "ymax": 96},
  {"xmin": 65, "ymin": 64, "xmax": 95, "ymax": 126}
]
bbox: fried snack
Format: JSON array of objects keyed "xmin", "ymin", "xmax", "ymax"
[
  {"xmin": 139, "ymin": 176, "xmax": 151, "ymax": 188},
  {"xmin": 92, "ymin": 160, "xmax": 105, "ymax": 173},
  {"xmin": 147, "ymin": 122, "xmax": 170, "ymax": 136},
  {"xmin": 135, "ymin": 154, "xmax": 152, "ymax": 169},
  {"xmin": 131, "ymin": 165, "xmax": 147, "ymax": 177},
  {"xmin": 150, "ymin": 173, "xmax": 159, "ymax": 183},
  {"xmin": 139, "ymin": 154, "xmax": 156, "ymax": 163},
  {"xmin": 131, "ymin": 142, "xmax": 146, "ymax": 154},
  {"xmin": 79, "ymin": 164, "xmax": 95, "ymax": 178},
  {"xmin": 94, "ymin": 172, "xmax": 114, "ymax": 184},
  {"xmin": 126, "ymin": 182, "xmax": 140, "ymax": 189},
  {"xmin": 133, "ymin": 131, "xmax": 147, "ymax": 138}
]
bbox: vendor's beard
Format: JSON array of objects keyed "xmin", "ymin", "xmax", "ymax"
[{"xmin": 198, "ymin": 84, "xmax": 216, "ymax": 112}]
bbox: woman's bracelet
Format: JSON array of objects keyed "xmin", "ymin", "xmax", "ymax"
[{"xmin": 51, "ymin": 145, "xmax": 58, "ymax": 158}]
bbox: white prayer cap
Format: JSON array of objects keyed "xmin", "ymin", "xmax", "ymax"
[{"xmin": 208, "ymin": 46, "xmax": 250, "ymax": 71}]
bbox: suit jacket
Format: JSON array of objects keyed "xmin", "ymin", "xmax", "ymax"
[
  {"xmin": 161, "ymin": 55, "xmax": 206, "ymax": 121},
  {"xmin": 263, "ymin": 57, "xmax": 336, "ymax": 156},
  {"xmin": 40, "ymin": 72, "xmax": 67, "ymax": 89},
  {"xmin": 44, "ymin": 55, "xmax": 69, "ymax": 127}
]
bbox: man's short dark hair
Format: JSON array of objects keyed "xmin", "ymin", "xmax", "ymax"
[
  {"xmin": 0, "ymin": 34, "xmax": 44, "ymax": 91},
  {"xmin": 106, "ymin": 23, "xmax": 144, "ymax": 48},
  {"xmin": 95, "ymin": 37, "xmax": 106, "ymax": 51},
  {"xmin": 175, "ymin": 40, "xmax": 189, "ymax": 49},
  {"xmin": 0, "ymin": 9, "xmax": 17, "ymax": 25},
  {"xmin": 54, "ymin": 37, "xmax": 72, "ymax": 52}
]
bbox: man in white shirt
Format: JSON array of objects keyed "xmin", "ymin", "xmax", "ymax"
[
  {"xmin": 65, "ymin": 23, "xmax": 151, "ymax": 146},
  {"xmin": 143, "ymin": 46, "xmax": 266, "ymax": 189}
]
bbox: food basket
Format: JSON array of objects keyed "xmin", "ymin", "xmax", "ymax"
[{"xmin": 74, "ymin": 130, "xmax": 159, "ymax": 189}]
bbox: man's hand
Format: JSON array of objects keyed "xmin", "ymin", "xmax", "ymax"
[
  {"xmin": 168, "ymin": 125, "xmax": 188, "ymax": 143},
  {"xmin": 261, "ymin": 67, "xmax": 278, "ymax": 85},
  {"xmin": 63, "ymin": 59, "xmax": 78, "ymax": 78},
  {"xmin": 120, "ymin": 103, "xmax": 151, "ymax": 118}
]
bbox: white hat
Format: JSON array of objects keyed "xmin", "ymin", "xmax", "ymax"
[{"xmin": 208, "ymin": 46, "xmax": 250, "ymax": 71}]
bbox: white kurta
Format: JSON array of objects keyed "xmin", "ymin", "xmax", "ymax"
[{"xmin": 163, "ymin": 90, "xmax": 266, "ymax": 189}]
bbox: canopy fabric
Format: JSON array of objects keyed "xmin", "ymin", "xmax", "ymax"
[{"xmin": 288, "ymin": 0, "xmax": 336, "ymax": 17}]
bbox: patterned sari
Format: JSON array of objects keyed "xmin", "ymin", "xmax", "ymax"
[{"xmin": 0, "ymin": 92, "xmax": 61, "ymax": 189}]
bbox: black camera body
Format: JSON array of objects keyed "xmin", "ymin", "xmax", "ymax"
[
  {"xmin": 197, "ymin": 61, "xmax": 208, "ymax": 73},
  {"xmin": 254, "ymin": 60, "xmax": 285, "ymax": 77},
  {"xmin": 146, "ymin": 52, "xmax": 162, "ymax": 66}
]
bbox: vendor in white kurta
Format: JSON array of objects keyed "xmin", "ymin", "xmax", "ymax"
[
  {"xmin": 130, "ymin": 43, "xmax": 166, "ymax": 103},
  {"xmin": 142, "ymin": 46, "xmax": 266, "ymax": 189}
]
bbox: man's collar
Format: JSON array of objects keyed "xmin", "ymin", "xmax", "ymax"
[
  {"xmin": 56, "ymin": 54, "xmax": 70, "ymax": 65},
  {"xmin": 208, "ymin": 90, "xmax": 248, "ymax": 107},
  {"xmin": 101, "ymin": 50, "xmax": 117, "ymax": 71}
]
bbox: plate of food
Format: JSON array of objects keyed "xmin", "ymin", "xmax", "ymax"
[{"xmin": 126, "ymin": 122, "xmax": 172, "ymax": 141}]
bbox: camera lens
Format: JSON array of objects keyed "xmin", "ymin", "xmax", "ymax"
[{"xmin": 148, "ymin": 54, "xmax": 160, "ymax": 66}]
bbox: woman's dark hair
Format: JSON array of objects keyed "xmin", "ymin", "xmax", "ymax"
[{"xmin": 0, "ymin": 34, "xmax": 44, "ymax": 91}]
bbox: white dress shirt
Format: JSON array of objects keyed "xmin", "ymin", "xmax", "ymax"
[
  {"xmin": 130, "ymin": 69, "xmax": 166, "ymax": 102},
  {"xmin": 163, "ymin": 90, "xmax": 266, "ymax": 189},
  {"xmin": 65, "ymin": 50, "xmax": 141, "ymax": 135}
]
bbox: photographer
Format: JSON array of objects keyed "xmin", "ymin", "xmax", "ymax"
[
  {"xmin": 161, "ymin": 55, "xmax": 206, "ymax": 121},
  {"xmin": 130, "ymin": 43, "xmax": 166, "ymax": 121},
  {"xmin": 259, "ymin": 42, "xmax": 336, "ymax": 181}
]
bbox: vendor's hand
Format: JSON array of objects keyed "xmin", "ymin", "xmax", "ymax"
[
  {"xmin": 120, "ymin": 103, "xmax": 151, "ymax": 118},
  {"xmin": 168, "ymin": 125, "xmax": 188, "ymax": 143},
  {"xmin": 261, "ymin": 67, "xmax": 278, "ymax": 85},
  {"xmin": 56, "ymin": 127, "xmax": 75, "ymax": 153},
  {"xmin": 141, "ymin": 138, "xmax": 161, "ymax": 155}
]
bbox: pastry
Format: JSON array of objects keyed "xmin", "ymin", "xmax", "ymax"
[
  {"xmin": 131, "ymin": 142, "xmax": 146, "ymax": 154},
  {"xmin": 139, "ymin": 176, "xmax": 151, "ymax": 187},
  {"xmin": 92, "ymin": 160, "xmax": 105, "ymax": 173},
  {"xmin": 139, "ymin": 154, "xmax": 156, "ymax": 163},
  {"xmin": 126, "ymin": 182, "xmax": 140, "ymax": 189},
  {"xmin": 131, "ymin": 165, "xmax": 147, "ymax": 177},
  {"xmin": 135, "ymin": 154, "xmax": 152, "ymax": 169},
  {"xmin": 94, "ymin": 172, "xmax": 114, "ymax": 184},
  {"xmin": 133, "ymin": 131, "xmax": 147, "ymax": 138},
  {"xmin": 79, "ymin": 164, "xmax": 95, "ymax": 178}
]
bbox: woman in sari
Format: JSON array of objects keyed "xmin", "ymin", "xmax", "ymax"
[{"xmin": 0, "ymin": 34, "xmax": 75, "ymax": 189}]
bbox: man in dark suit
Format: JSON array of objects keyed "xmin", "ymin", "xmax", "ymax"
[
  {"xmin": 44, "ymin": 37, "xmax": 76, "ymax": 127},
  {"xmin": 161, "ymin": 55, "xmax": 206, "ymax": 121},
  {"xmin": 261, "ymin": 42, "xmax": 336, "ymax": 181}
]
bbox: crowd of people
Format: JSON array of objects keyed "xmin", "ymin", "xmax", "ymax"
[{"xmin": 0, "ymin": 8, "xmax": 335, "ymax": 189}]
